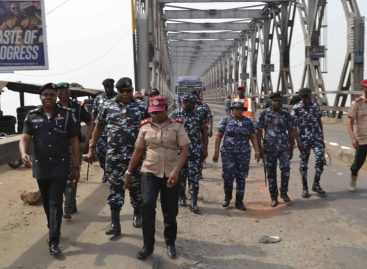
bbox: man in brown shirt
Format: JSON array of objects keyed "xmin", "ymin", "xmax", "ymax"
[
  {"xmin": 125, "ymin": 95, "xmax": 189, "ymax": 260},
  {"xmin": 347, "ymin": 79, "xmax": 367, "ymax": 191}
]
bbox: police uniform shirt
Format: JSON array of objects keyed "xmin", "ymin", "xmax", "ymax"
[
  {"xmin": 170, "ymin": 107, "xmax": 204, "ymax": 153},
  {"xmin": 23, "ymin": 106, "xmax": 79, "ymax": 180},
  {"xmin": 96, "ymin": 97, "xmax": 149, "ymax": 150},
  {"xmin": 348, "ymin": 95, "xmax": 367, "ymax": 145},
  {"xmin": 135, "ymin": 118, "xmax": 190, "ymax": 178},
  {"xmin": 57, "ymin": 99, "xmax": 91, "ymax": 142},
  {"xmin": 291, "ymin": 101, "xmax": 323, "ymax": 141},
  {"xmin": 92, "ymin": 91, "xmax": 117, "ymax": 119},
  {"xmin": 217, "ymin": 115, "xmax": 255, "ymax": 153},
  {"xmin": 256, "ymin": 107, "xmax": 295, "ymax": 152}
]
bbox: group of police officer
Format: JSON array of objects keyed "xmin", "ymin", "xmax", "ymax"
[{"xmin": 20, "ymin": 75, "xmax": 332, "ymax": 258}]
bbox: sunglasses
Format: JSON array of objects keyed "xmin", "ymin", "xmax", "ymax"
[{"xmin": 117, "ymin": 88, "xmax": 132, "ymax": 93}]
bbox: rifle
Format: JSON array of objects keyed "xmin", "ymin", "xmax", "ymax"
[
  {"xmin": 262, "ymin": 153, "xmax": 267, "ymax": 186},
  {"xmin": 86, "ymin": 161, "xmax": 90, "ymax": 182}
]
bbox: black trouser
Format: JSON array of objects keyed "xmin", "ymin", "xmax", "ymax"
[
  {"xmin": 141, "ymin": 173, "xmax": 179, "ymax": 249},
  {"xmin": 37, "ymin": 178, "xmax": 67, "ymax": 246},
  {"xmin": 351, "ymin": 144, "xmax": 367, "ymax": 176}
]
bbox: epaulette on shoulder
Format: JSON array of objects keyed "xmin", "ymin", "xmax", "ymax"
[
  {"xmin": 140, "ymin": 118, "xmax": 152, "ymax": 126},
  {"xmin": 28, "ymin": 106, "xmax": 42, "ymax": 113},
  {"xmin": 353, "ymin": 96, "xmax": 364, "ymax": 103},
  {"xmin": 169, "ymin": 117, "xmax": 184, "ymax": 124}
]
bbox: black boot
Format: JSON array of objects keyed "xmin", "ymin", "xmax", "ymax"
[
  {"xmin": 190, "ymin": 194, "xmax": 199, "ymax": 214},
  {"xmin": 105, "ymin": 209, "xmax": 121, "ymax": 237},
  {"xmin": 302, "ymin": 176, "xmax": 310, "ymax": 198},
  {"xmin": 222, "ymin": 192, "xmax": 232, "ymax": 208},
  {"xmin": 280, "ymin": 192, "xmax": 291, "ymax": 203},
  {"xmin": 235, "ymin": 195, "xmax": 246, "ymax": 211},
  {"xmin": 312, "ymin": 175, "xmax": 326, "ymax": 196},
  {"xmin": 179, "ymin": 194, "xmax": 187, "ymax": 207},
  {"xmin": 133, "ymin": 207, "xmax": 142, "ymax": 228}
]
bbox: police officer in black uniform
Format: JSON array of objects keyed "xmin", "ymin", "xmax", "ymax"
[
  {"xmin": 56, "ymin": 82, "xmax": 93, "ymax": 220},
  {"xmin": 19, "ymin": 83, "xmax": 80, "ymax": 256}
]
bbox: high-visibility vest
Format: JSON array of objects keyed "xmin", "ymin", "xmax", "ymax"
[{"xmin": 244, "ymin": 98, "xmax": 254, "ymax": 119}]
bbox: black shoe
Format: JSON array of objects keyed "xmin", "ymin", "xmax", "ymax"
[
  {"xmin": 235, "ymin": 200, "xmax": 247, "ymax": 211},
  {"xmin": 167, "ymin": 245, "xmax": 177, "ymax": 259},
  {"xmin": 49, "ymin": 244, "xmax": 60, "ymax": 256},
  {"xmin": 136, "ymin": 247, "xmax": 153, "ymax": 260},
  {"xmin": 105, "ymin": 225, "xmax": 121, "ymax": 236},
  {"xmin": 190, "ymin": 204, "xmax": 200, "ymax": 214},
  {"xmin": 222, "ymin": 198, "xmax": 230, "ymax": 208},
  {"xmin": 63, "ymin": 214, "xmax": 71, "ymax": 220},
  {"xmin": 133, "ymin": 213, "xmax": 142, "ymax": 228},
  {"xmin": 280, "ymin": 193, "xmax": 291, "ymax": 203},
  {"xmin": 312, "ymin": 184, "xmax": 326, "ymax": 196},
  {"xmin": 271, "ymin": 199, "xmax": 279, "ymax": 207},
  {"xmin": 102, "ymin": 175, "xmax": 107, "ymax": 183},
  {"xmin": 179, "ymin": 197, "xmax": 187, "ymax": 207},
  {"xmin": 302, "ymin": 188, "xmax": 310, "ymax": 198}
]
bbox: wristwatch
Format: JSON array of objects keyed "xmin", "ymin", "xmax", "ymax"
[{"xmin": 125, "ymin": 170, "xmax": 132, "ymax": 176}]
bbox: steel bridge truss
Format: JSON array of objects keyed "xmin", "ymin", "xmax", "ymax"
[{"xmin": 132, "ymin": 0, "xmax": 364, "ymax": 115}]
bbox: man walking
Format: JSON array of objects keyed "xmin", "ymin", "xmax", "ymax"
[
  {"xmin": 19, "ymin": 83, "xmax": 80, "ymax": 255},
  {"xmin": 92, "ymin": 78, "xmax": 117, "ymax": 183},
  {"xmin": 292, "ymin": 88, "xmax": 326, "ymax": 198},
  {"xmin": 56, "ymin": 82, "xmax": 93, "ymax": 220},
  {"xmin": 347, "ymin": 79, "xmax": 367, "ymax": 191},
  {"xmin": 88, "ymin": 77, "xmax": 148, "ymax": 238},
  {"xmin": 256, "ymin": 92, "xmax": 296, "ymax": 207}
]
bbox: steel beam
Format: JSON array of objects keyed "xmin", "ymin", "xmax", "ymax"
[
  {"xmin": 167, "ymin": 31, "xmax": 240, "ymax": 40},
  {"xmin": 164, "ymin": 9, "xmax": 265, "ymax": 20},
  {"xmin": 159, "ymin": 0, "xmax": 289, "ymax": 3},
  {"xmin": 166, "ymin": 22, "xmax": 250, "ymax": 31},
  {"xmin": 296, "ymin": 0, "xmax": 328, "ymax": 106},
  {"xmin": 260, "ymin": 18, "xmax": 274, "ymax": 100},
  {"xmin": 333, "ymin": 0, "xmax": 365, "ymax": 118},
  {"xmin": 169, "ymin": 40, "xmax": 234, "ymax": 47}
]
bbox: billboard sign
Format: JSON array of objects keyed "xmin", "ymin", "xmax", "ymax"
[{"xmin": 0, "ymin": 0, "xmax": 48, "ymax": 71}]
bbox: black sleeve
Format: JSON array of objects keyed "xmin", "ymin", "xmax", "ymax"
[
  {"xmin": 79, "ymin": 105, "xmax": 92, "ymax": 124},
  {"xmin": 67, "ymin": 112, "xmax": 79, "ymax": 138},
  {"xmin": 22, "ymin": 114, "xmax": 33, "ymax": 135}
]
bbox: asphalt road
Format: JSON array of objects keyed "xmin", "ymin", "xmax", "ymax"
[{"xmin": 0, "ymin": 105, "xmax": 366, "ymax": 269}]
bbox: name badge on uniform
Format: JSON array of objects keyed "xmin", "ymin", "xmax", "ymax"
[{"xmin": 31, "ymin": 119, "xmax": 44, "ymax": 123}]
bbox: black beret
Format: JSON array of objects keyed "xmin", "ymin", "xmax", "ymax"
[
  {"xmin": 270, "ymin": 91, "xmax": 282, "ymax": 99},
  {"xmin": 102, "ymin": 78, "xmax": 115, "ymax": 86},
  {"xmin": 116, "ymin": 77, "xmax": 133, "ymax": 89},
  {"xmin": 230, "ymin": 102, "xmax": 247, "ymax": 111},
  {"xmin": 39, "ymin": 83, "xmax": 58, "ymax": 95},
  {"xmin": 149, "ymin": 88, "xmax": 160, "ymax": 97},
  {"xmin": 299, "ymin": 88, "xmax": 311, "ymax": 97}
]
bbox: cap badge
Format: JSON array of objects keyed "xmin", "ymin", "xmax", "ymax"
[{"xmin": 153, "ymin": 100, "xmax": 159, "ymax": 106}]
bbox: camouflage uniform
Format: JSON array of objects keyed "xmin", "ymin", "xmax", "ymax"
[
  {"xmin": 97, "ymin": 97, "xmax": 148, "ymax": 210},
  {"xmin": 57, "ymin": 99, "xmax": 91, "ymax": 215},
  {"xmin": 92, "ymin": 92, "xmax": 117, "ymax": 178},
  {"xmin": 257, "ymin": 107, "xmax": 295, "ymax": 200},
  {"xmin": 170, "ymin": 107, "xmax": 203, "ymax": 200},
  {"xmin": 217, "ymin": 115, "xmax": 255, "ymax": 201},
  {"xmin": 292, "ymin": 100, "xmax": 325, "ymax": 189}
]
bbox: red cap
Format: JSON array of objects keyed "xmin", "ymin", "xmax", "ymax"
[
  {"xmin": 237, "ymin": 86, "xmax": 245, "ymax": 91},
  {"xmin": 361, "ymin": 79, "xmax": 367, "ymax": 88},
  {"xmin": 148, "ymin": 95, "xmax": 167, "ymax": 113},
  {"xmin": 134, "ymin": 92, "xmax": 143, "ymax": 98}
]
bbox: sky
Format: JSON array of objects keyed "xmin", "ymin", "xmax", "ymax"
[{"xmin": 1, "ymin": 0, "xmax": 367, "ymax": 116}]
